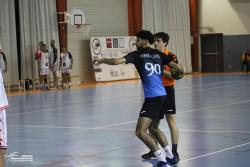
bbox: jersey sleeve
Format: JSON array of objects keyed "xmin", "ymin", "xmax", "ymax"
[
  {"xmin": 161, "ymin": 52, "xmax": 173, "ymax": 65},
  {"xmin": 2, "ymin": 53, "xmax": 6, "ymax": 63},
  {"xmin": 68, "ymin": 52, "xmax": 72, "ymax": 59},
  {"xmin": 168, "ymin": 52, "xmax": 178, "ymax": 63},
  {"xmin": 124, "ymin": 51, "xmax": 138, "ymax": 64}
]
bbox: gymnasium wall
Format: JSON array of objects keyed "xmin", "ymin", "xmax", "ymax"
[
  {"xmin": 67, "ymin": 0, "xmax": 128, "ymax": 82},
  {"xmin": 199, "ymin": 0, "xmax": 250, "ymax": 72},
  {"xmin": 199, "ymin": 0, "xmax": 250, "ymax": 35}
]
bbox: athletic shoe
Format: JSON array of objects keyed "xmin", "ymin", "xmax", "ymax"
[
  {"xmin": 166, "ymin": 156, "xmax": 179, "ymax": 166},
  {"xmin": 173, "ymin": 152, "xmax": 180, "ymax": 163},
  {"xmin": 141, "ymin": 151, "xmax": 156, "ymax": 159}
]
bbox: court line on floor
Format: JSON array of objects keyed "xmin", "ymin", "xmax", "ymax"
[
  {"xmin": 179, "ymin": 141, "xmax": 250, "ymax": 164},
  {"xmin": 93, "ymin": 99, "xmax": 250, "ymax": 129},
  {"xmin": 8, "ymin": 100, "xmax": 250, "ymax": 129},
  {"xmin": 178, "ymin": 99, "xmax": 250, "ymax": 114},
  {"xmin": 8, "ymin": 81, "xmax": 250, "ymax": 118},
  {"xmin": 7, "ymin": 124, "xmax": 250, "ymax": 167},
  {"xmin": 7, "ymin": 124, "xmax": 250, "ymax": 135},
  {"xmin": 7, "ymin": 79, "xmax": 249, "ymax": 112},
  {"xmin": 177, "ymin": 82, "xmax": 250, "ymax": 94}
]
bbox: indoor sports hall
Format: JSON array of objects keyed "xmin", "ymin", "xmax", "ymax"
[{"xmin": 0, "ymin": 0, "xmax": 250, "ymax": 167}]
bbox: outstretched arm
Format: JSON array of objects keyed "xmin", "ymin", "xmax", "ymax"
[{"xmin": 94, "ymin": 57, "xmax": 126, "ymax": 65}]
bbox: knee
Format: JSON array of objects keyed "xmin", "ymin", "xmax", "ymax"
[
  {"xmin": 135, "ymin": 129, "xmax": 145, "ymax": 139},
  {"xmin": 149, "ymin": 126, "xmax": 158, "ymax": 135}
]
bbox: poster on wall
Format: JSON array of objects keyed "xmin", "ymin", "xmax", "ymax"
[{"xmin": 90, "ymin": 36, "xmax": 139, "ymax": 81}]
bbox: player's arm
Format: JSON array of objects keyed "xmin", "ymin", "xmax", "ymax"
[
  {"xmin": 241, "ymin": 53, "xmax": 245, "ymax": 61},
  {"xmin": 161, "ymin": 52, "xmax": 180, "ymax": 71},
  {"xmin": 161, "ymin": 53, "xmax": 184, "ymax": 79},
  {"xmin": 59, "ymin": 54, "xmax": 62, "ymax": 69},
  {"xmin": 70, "ymin": 54, "xmax": 73, "ymax": 69},
  {"xmin": 53, "ymin": 48, "xmax": 57, "ymax": 64},
  {"xmin": 2, "ymin": 53, "xmax": 7, "ymax": 73},
  {"xmin": 163, "ymin": 52, "xmax": 178, "ymax": 79},
  {"xmin": 93, "ymin": 51, "xmax": 137, "ymax": 66},
  {"xmin": 94, "ymin": 57, "xmax": 126, "ymax": 65},
  {"xmin": 168, "ymin": 61, "xmax": 182, "ymax": 71}
]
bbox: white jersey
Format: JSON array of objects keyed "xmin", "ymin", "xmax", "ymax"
[
  {"xmin": 0, "ymin": 71, "xmax": 8, "ymax": 110},
  {"xmin": 0, "ymin": 70, "xmax": 7, "ymax": 148},
  {"xmin": 49, "ymin": 48, "xmax": 59, "ymax": 70},
  {"xmin": 40, "ymin": 51, "xmax": 49, "ymax": 70},
  {"xmin": 61, "ymin": 52, "xmax": 72, "ymax": 69},
  {"xmin": 0, "ymin": 53, "xmax": 6, "ymax": 73}
]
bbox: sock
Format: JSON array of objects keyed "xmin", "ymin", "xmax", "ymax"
[
  {"xmin": 172, "ymin": 144, "xmax": 178, "ymax": 155},
  {"xmin": 154, "ymin": 150, "xmax": 166, "ymax": 162},
  {"xmin": 164, "ymin": 145, "xmax": 174, "ymax": 159}
]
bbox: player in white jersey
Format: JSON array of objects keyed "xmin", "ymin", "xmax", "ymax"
[
  {"xmin": 60, "ymin": 47, "xmax": 73, "ymax": 88},
  {"xmin": 0, "ymin": 70, "xmax": 8, "ymax": 166},
  {"xmin": 49, "ymin": 40, "xmax": 59, "ymax": 88},
  {"xmin": 40, "ymin": 44, "xmax": 50, "ymax": 90}
]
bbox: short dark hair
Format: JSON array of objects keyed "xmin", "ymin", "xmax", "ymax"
[
  {"xmin": 154, "ymin": 32, "xmax": 170, "ymax": 44},
  {"xmin": 136, "ymin": 30, "xmax": 154, "ymax": 44}
]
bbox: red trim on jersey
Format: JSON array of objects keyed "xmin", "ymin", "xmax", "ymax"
[{"xmin": 35, "ymin": 49, "xmax": 42, "ymax": 60}]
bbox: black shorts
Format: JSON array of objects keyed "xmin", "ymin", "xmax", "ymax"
[
  {"xmin": 164, "ymin": 86, "xmax": 176, "ymax": 115},
  {"xmin": 139, "ymin": 95, "xmax": 166, "ymax": 120}
]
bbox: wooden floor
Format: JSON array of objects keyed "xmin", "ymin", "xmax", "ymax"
[{"xmin": 3, "ymin": 73, "xmax": 250, "ymax": 167}]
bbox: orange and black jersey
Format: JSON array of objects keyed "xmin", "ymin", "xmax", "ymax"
[{"xmin": 162, "ymin": 48, "xmax": 178, "ymax": 86}]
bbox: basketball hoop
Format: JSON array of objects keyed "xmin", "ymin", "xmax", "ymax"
[
  {"xmin": 75, "ymin": 24, "xmax": 81, "ymax": 29},
  {"xmin": 59, "ymin": 7, "xmax": 92, "ymax": 35},
  {"xmin": 82, "ymin": 24, "xmax": 92, "ymax": 35},
  {"xmin": 71, "ymin": 23, "xmax": 92, "ymax": 35}
]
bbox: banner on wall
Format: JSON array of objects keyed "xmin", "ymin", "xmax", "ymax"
[{"xmin": 90, "ymin": 36, "xmax": 139, "ymax": 81}]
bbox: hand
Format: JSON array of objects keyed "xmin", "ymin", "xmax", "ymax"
[
  {"xmin": 163, "ymin": 70, "xmax": 173, "ymax": 79},
  {"xmin": 171, "ymin": 64, "xmax": 184, "ymax": 80}
]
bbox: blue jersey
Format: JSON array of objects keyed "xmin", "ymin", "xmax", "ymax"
[{"xmin": 124, "ymin": 48, "xmax": 172, "ymax": 98}]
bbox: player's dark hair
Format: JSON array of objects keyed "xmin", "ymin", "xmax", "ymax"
[
  {"xmin": 136, "ymin": 30, "xmax": 154, "ymax": 44},
  {"xmin": 154, "ymin": 32, "xmax": 170, "ymax": 45}
]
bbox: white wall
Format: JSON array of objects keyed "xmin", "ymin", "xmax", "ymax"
[
  {"xmin": 68, "ymin": 0, "xmax": 128, "ymax": 82},
  {"xmin": 199, "ymin": 0, "xmax": 250, "ymax": 35}
]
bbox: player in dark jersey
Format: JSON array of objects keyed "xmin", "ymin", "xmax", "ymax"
[
  {"xmin": 94, "ymin": 30, "xmax": 181, "ymax": 167},
  {"xmin": 49, "ymin": 40, "xmax": 59, "ymax": 88},
  {"xmin": 141, "ymin": 32, "xmax": 180, "ymax": 166}
]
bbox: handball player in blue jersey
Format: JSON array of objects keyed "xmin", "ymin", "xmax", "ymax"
[{"xmin": 94, "ymin": 30, "xmax": 181, "ymax": 167}]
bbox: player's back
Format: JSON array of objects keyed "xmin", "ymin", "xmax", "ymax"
[{"xmin": 126, "ymin": 48, "xmax": 167, "ymax": 98}]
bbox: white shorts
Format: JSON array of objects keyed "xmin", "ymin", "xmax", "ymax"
[
  {"xmin": 40, "ymin": 69, "xmax": 49, "ymax": 76},
  {"xmin": 61, "ymin": 68, "xmax": 70, "ymax": 74},
  {"xmin": 0, "ymin": 110, "xmax": 7, "ymax": 148}
]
